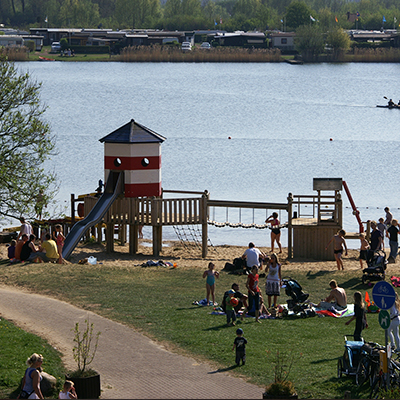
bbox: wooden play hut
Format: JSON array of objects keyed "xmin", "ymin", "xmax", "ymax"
[{"xmin": 291, "ymin": 178, "xmax": 343, "ymax": 261}]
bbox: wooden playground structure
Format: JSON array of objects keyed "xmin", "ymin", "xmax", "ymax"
[{"xmin": 71, "ymin": 177, "xmax": 360, "ymax": 261}]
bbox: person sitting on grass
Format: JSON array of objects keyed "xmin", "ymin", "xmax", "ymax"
[
  {"xmin": 8, "ymin": 239, "xmax": 16, "ymax": 260},
  {"xmin": 222, "ymin": 283, "xmax": 249, "ymax": 320},
  {"xmin": 35, "ymin": 233, "xmax": 59, "ymax": 263},
  {"xmin": 20, "ymin": 234, "xmax": 39, "ymax": 263},
  {"xmin": 315, "ymin": 280, "xmax": 347, "ymax": 312}
]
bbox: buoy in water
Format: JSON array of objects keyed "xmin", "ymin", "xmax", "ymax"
[
  {"xmin": 228, "ymin": 136, "xmax": 232, "ymax": 139},
  {"xmin": 329, "ymin": 138, "xmax": 333, "ymax": 141}
]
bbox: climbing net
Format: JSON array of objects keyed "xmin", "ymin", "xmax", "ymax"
[{"xmin": 173, "ymin": 224, "xmax": 218, "ymax": 254}]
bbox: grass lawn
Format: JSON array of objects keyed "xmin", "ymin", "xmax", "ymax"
[
  {"xmin": 0, "ymin": 318, "xmax": 65, "ymax": 398},
  {"xmin": 0, "ymin": 260, "xmax": 391, "ymax": 399}
]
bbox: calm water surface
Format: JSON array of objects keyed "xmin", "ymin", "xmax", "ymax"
[{"xmin": 13, "ymin": 61, "xmax": 400, "ymax": 247}]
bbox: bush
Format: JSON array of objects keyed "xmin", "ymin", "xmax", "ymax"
[{"xmin": 25, "ymin": 40, "xmax": 35, "ymax": 52}]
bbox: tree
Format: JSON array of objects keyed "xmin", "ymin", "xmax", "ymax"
[
  {"xmin": 295, "ymin": 24, "xmax": 325, "ymax": 61},
  {"xmin": 326, "ymin": 27, "xmax": 350, "ymax": 60},
  {"xmin": 285, "ymin": 1, "xmax": 314, "ymax": 29},
  {"xmin": 0, "ymin": 58, "xmax": 58, "ymax": 222}
]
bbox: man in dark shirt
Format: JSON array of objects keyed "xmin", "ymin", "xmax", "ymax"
[
  {"xmin": 387, "ymin": 219, "xmax": 399, "ymax": 262},
  {"xmin": 222, "ymin": 283, "xmax": 248, "ymax": 315},
  {"xmin": 368, "ymin": 220, "xmax": 383, "ymax": 262}
]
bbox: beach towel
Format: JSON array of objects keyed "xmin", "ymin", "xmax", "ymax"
[
  {"xmin": 391, "ymin": 276, "xmax": 400, "ymax": 287},
  {"xmin": 193, "ymin": 298, "xmax": 218, "ymax": 306},
  {"xmin": 315, "ymin": 304, "xmax": 354, "ymax": 318}
]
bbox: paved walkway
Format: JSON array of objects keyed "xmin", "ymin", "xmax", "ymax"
[{"xmin": 0, "ymin": 286, "xmax": 262, "ymax": 399}]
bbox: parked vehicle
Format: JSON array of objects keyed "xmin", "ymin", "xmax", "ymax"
[
  {"xmin": 50, "ymin": 42, "xmax": 61, "ymax": 52},
  {"xmin": 181, "ymin": 42, "xmax": 192, "ymax": 52},
  {"xmin": 200, "ymin": 42, "xmax": 211, "ymax": 49}
]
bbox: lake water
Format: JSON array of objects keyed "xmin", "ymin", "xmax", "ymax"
[{"xmin": 13, "ymin": 61, "xmax": 400, "ymax": 249}]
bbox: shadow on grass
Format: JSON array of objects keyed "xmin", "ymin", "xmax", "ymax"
[
  {"xmin": 203, "ymin": 323, "xmax": 233, "ymax": 331},
  {"xmin": 342, "ymin": 277, "xmax": 365, "ymax": 290},
  {"xmin": 208, "ymin": 365, "xmax": 238, "ymax": 374},
  {"xmin": 310, "ymin": 356, "xmax": 340, "ymax": 364},
  {"xmin": 306, "ymin": 270, "xmax": 335, "ymax": 279}
]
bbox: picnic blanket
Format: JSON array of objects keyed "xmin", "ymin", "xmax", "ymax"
[
  {"xmin": 193, "ymin": 298, "xmax": 218, "ymax": 306},
  {"xmin": 315, "ymin": 304, "xmax": 354, "ymax": 318}
]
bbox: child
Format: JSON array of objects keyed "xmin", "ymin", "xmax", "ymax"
[
  {"xmin": 202, "ymin": 262, "xmax": 219, "ymax": 306},
  {"xmin": 52, "ymin": 224, "xmax": 65, "ymax": 264},
  {"xmin": 225, "ymin": 289, "xmax": 237, "ymax": 326},
  {"xmin": 232, "ymin": 328, "xmax": 247, "ymax": 366},
  {"xmin": 326, "ymin": 229, "xmax": 348, "ymax": 270},
  {"xmin": 59, "ymin": 380, "xmax": 77, "ymax": 399},
  {"xmin": 345, "ymin": 291, "xmax": 367, "ymax": 341},
  {"xmin": 359, "ymin": 233, "xmax": 370, "ymax": 268},
  {"xmin": 8, "ymin": 239, "xmax": 16, "ymax": 260}
]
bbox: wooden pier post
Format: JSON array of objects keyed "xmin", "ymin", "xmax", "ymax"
[
  {"xmin": 202, "ymin": 191, "xmax": 209, "ymax": 258},
  {"xmin": 287, "ymin": 193, "xmax": 293, "ymax": 259}
]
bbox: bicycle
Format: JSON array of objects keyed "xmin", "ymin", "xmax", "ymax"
[
  {"xmin": 370, "ymin": 356, "xmax": 400, "ymax": 398},
  {"xmin": 356, "ymin": 342, "xmax": 383, "ymax": 387}
]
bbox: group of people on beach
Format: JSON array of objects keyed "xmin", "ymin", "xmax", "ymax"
[
  {"xmin": 326, "ymin": 206, "xmax": 398, "ymax": 270},
  {"xmin": 8, "ymin": 218, "xmax": 65, "ymax": 264}
]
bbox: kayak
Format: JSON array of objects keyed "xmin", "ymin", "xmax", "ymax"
[
  {"xmin": 39, "ymin": 56, "xmax": 55, "ymax": 61},
  {"xmin": 376, "ymin": 105, "xmax": 400, "ymax": 109}
]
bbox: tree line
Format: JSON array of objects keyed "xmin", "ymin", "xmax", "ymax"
[{"xmin": 1, "ymin": 0, "xmax": 400, "ymax": 33}]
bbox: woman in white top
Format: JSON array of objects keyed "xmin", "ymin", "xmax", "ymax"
[
  {"xmin": 389, "ymin": 293, "xmax": 400, "ymax": 351},
  {"xmin": 265, "ymin": 253, "xmax": 282, "ymax": 308}
]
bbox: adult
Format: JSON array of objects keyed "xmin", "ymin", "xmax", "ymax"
[
  {"xmin": 385, "ymin": 207, "xmax": 393, "ymax": 227},
  {"xmin": 317, "ymin": 280, "xmax": 347, "ymax": 311},
  {"xmin": 222, "ymin": 283, "xmax": 249, "ymax": 320},
  {"xmin": 20, "ymin": 234, "xmax": 39, "ymax": 262},
  {"xmin": 377, "ymin": 218, "xmax": 386, "ymax": 250},
  {"xmin": 265, "ymin": 253, "xmax": 282, "ymax": 308},
  {"xmin": 19, "ymin": 353, "xmax": 44, "ymax": 399},
  {"xmin": 14, "ymin": 234, "xmax": 28, "ymax": 261},
  {"xmin": 17, "ymin": 217, "xmax": 33, "ymax": 240},
  {"xmin": 388, "ymin": 293, "xmax": 400, "ymax": 351},
  {"xmin": 325, "ymin": 229, "xmax": 348, "ymax": 271},
  {"xmin": 36, "ymin": 233, "xmax": 59, "ymax": 263},
  {"xmin": 242, "ymin": 242, "xmax": 266, "ymax": 273},
  {"xmin": 265, "ymin": 212, "xmax": 282, "ymax": 254},
  {"xmin": 386, "ymin": 219, "xmax": 399, "ymax": 263},
  {"xmin": 246, "ymin": 265, "xmax": 261, "ymax": 323},
  {"xmin": 368, "ymin": 220, "xmax": 383, "ymax": 261}
]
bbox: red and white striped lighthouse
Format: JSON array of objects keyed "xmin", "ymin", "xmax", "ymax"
[{"xmin": 99, "ymin": 119, "xmax": 166, "ymax": 198}]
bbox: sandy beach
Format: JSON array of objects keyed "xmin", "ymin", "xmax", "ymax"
[{"xmin": 1, "ymin": 239, "xmax": 392, "ymax": 274}]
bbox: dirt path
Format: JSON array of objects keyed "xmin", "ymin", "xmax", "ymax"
[{"xmin": 0, "ymin": 285, "xmax": 262, "ymax": 399}]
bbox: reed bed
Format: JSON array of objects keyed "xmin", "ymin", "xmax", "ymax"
[
  {"xmin": 0, "ymin": 46, "xmax": 29, "ymax": 61},
  {"xmin": 346, "ymin": 47, "xmax": 400, "ymax": 62},
  {"xmin": 118, "ymin": 45, "xmax": 282, "ymax": 62}
]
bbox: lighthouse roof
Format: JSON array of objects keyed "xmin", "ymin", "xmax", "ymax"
[{"xmin": 99, "ymin": 119, "xmax": 166, "ymax": 144}]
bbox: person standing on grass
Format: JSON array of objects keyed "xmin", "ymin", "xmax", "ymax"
[
  {"xmin": 203, "ymin": 262, "xmax": 219, "ymax": 306},
  {"xmin": 345, "ymin": 291, "xmax": 367, "ymax": 341},
  {"xmin": 246, "ymin": 265, "xmax": 261, "ymax": 323},
  {"xmin": 265, "ymin": 253, "xmax": 281, "ymax": 308},
  {"xmin": 326, "ymin": 229, "xmax": 348, "ymax": 270},
  {"xmin": 388, "ymin": 293, "xmax": 400, "ymax": 352},
  {"xmin": 386, "ymin": 219, "xmax": 399, "ymax": 263},
  {"xmin": 19, "ymin": 353, "xmax": 44, "ymax": 399},
  {"xmin": 265, "ymin": 212, "xmax": 282, "ymax": 254},
  {"xmin": 232, "ymin": 328, "xmax": 247, "ymax": 366}
]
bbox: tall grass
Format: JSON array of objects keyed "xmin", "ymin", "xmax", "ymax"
[
  {"xmin": 118, "ymin": 45, "xmax": 282, "ymax": 62},
  {"xmin": 346, "ymin": 47, "xmax": 400, "ymax": 62},
  {"xmin": 0, "ymin": 46, "xmax": 29, "ymax": 61}
]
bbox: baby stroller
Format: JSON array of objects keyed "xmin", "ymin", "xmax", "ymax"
[
  {"xmin": 337, "ymin": 335, "xmax": 364, "ymax": 379},
  {"xmin": 362, "ymin": 250, "xmax": 387, "ymax": 285},
  {"xmin": 281, "ymin": 277, "xmax": 315, "ymax": 318}
]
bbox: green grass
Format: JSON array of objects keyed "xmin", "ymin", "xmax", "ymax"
[
  {"xmin": 0, "ymin": 318, "xmax": 65, "ymax": 398},
  {"xmin": 0, "ymin": 261, "xmax": 391, "ymax": 398}
]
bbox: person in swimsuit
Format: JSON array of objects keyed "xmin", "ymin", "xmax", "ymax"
[
  {"xmin": 265, "ymin": 212, "xmax": 282, "ymax": 254},
  {"xmin": 202, "ymin": 262, "xmax": 219, "ymax": 305},
  {"xmin": 326, "ymin": 229, "xmax": 348, "ymax": 270},
  {"xmin": 52, "ymin": 224, "xmax": 65, "ymax": 264}
]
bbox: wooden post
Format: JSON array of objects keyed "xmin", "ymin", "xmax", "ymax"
[
  {"xmin": 106, "ymin": 223, "xmax": 114, "ymax": 252},
  {"xmin": 71, "ymin": 194, "xmax": 75, "ymax": 226},
  {"xmin": 202, "ymin": 191, "xmax": 209, "ymax": 258},
  {"xmin": 287, "ymin": 193, "xmax": 293, "ymax": 259},
  {"xmin": 129, "ymin": 224, "xmax": 138, "ymax": 255},
  {"xmin": 97, "ymin": 224, "xmax": 102, "ymax": 243},
  {"xmin": 151, "ymin": 198, "xmax": 160, "ymax": 257},
  {"xmin": 337, "ymin": 192, "xmax": 343, "ymax": 228}
]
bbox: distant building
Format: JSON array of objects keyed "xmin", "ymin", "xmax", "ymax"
[{"xmin": 268, "ymin": 32, "xmax": 296, "ymax": 52}]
